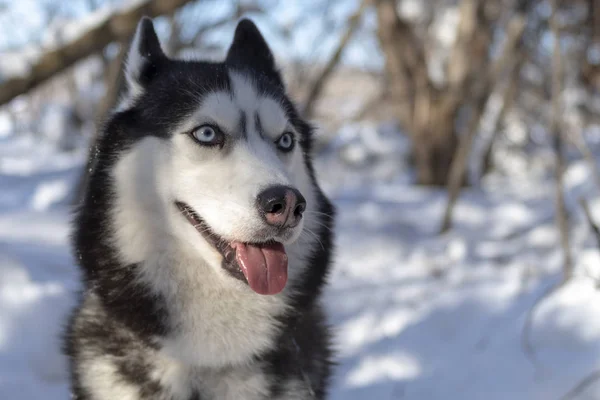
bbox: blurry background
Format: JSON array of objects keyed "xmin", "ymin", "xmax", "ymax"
[{"xmin": 2, "ymin": 0, "xmax": 600, "ymax": 399}]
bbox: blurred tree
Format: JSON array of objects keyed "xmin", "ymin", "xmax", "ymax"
[
  {"xmin": 441, "ymin": 1, "xmax": 530, "ymax": 231},
  {"xmin": 2, "ymin": 0, "xmax": 600, "ymax": 203},
  {"xmin": 375, "ymin": 0, "xmax": 533, "ymax": 186},
  {"xmin": 303, "ymin": 0, "xmax": 369, "ymax": 118},
  {"xmin": 548, "ymin": 0, "xmax": 571, "ymax": 281},
  {"xmin": 0, "ymin": 0, "xmax": 195, "ymax": 106},
  {"xmin": 581, "ymin": 0, "xmax": 600, "ymax": 91}
]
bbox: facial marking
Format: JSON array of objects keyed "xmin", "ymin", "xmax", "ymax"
[
  {"xmin": 228, "ymin": 71, "xmax": 290, "ymax": 141},
  {"xmin": 257, "ymin": 97, "xmax": 288, "ymax": 139},
  {"xmin": 254, "ymin": 113, "xmax": 264, "ymax": 139},
  {"xmin": 229, "ymin": 71, "xmax": 260, "ymax": 116},
  {"xmin": 238, "ymin": 111, "xmax": 248, "ymax": 139},
  {"xmin": 191, "ymin": 91, "xmax": 238, "ymax": 135},
  {"xmin": 182, "ymin": 72, "xmax": 290, "ymax": 142}
]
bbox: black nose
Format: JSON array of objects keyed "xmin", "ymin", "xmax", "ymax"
[{"xmin": 257, "ymin": 185, "xmax": 306, "ymax": 228}]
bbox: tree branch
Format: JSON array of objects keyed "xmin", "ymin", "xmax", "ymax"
[
  {"xmin": 478, "ymin": 52, "xmax": 524, "ymax": 179},
  {"xmin": 375, "ymin": 0, "xmax": 429, "ymax": 130},
  {"xmin": 443, "ymin": 0, "xmax": 494, "ymax": 115},
  {"xmin": 549, "ymin": 0, "xmax": 572, "ymax": 281},
  {"xmin": 303, "ymin": 0, "xmax": 369, "ymax": 118},
  {"xmin": 580, "ymin": 198, "xmax": 600, "ymax": 250},
  {"xmin": 559, "ymin": 368, "xmax": 600, "ymax": 400},
  {"xmin": 447, "ymin": 0, "xmax": 490, "ymax": 87},
  {"xmin": 0, "ymin": 0, "xmax": 195, "ymax": 106},
  {"xmin": 440, "ymin": 10, "xmax": 528, "ymax": 233}
]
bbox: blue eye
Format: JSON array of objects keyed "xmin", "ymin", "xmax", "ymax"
[
  {"xmin": 190, "ymin": 125, "xmax": 223, "ymax": 147},
  {"xmin": 276, "ymin": 132, "xmax": 294, "ymax": 152}
]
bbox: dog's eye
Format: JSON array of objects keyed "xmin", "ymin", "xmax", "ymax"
[
  {"xmin": 190, "ymin": 125, "xmax": 223, "ymax": 147},
  {"xmin": 275, "ymin": 132, "xmax": 294, "ymax": 152}
]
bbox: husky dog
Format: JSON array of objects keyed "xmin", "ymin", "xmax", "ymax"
[{"xmin": 64, "ymin": 17, "xmax": 335, "ymax": 400}]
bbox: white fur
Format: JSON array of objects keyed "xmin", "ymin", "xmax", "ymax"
[
  {"xmin": 151, "ymin": 352, "xmax": 311, "ymax": 399},
  {"xmin": 152, "ymin": 353, "xmax": 278, "ymax": 399},
  {"xmin": 150, "ymin": 352, "xmax": 195, "ymax": 399},
  {"xmin": 123, "ymin": 21, "xmax": 147, "ymax": 101},
  {"xmin": 229, "ymin": 72, "xmax": 261, "ymax": 120},
  {"xmin": 257, "ymin": 97, "xmax": 289, "ymax": 136},
  {"xmin": 109, "ymin": 70, "xmax": 322, "ymax": 397},
  {"xmin": 275, "ymin": 379, "xmax": 314, "ymax": 400},
  {"xmin": 198, "ymin": 364, "xmax": 271, "ymax": 399},
  {"xmin": 80, "ymin": 356, "xmax": 141, "ymax": 400},
  {"xmin": 192, "ymin": 91, "xmax": 239, "ymax": 134}
]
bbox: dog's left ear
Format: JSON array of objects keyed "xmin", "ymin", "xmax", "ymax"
[{"xmin": 226, "ymin": 19, "xmax": 283, "ymax": 88}]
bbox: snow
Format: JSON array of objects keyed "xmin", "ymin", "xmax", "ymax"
[
  {"xmin": 2, "ymin": 119, "xmax": 600, "ymax": 400},
  {"xmin": 0, "ymin": 131, "xmax": 81, "ymax": 398}
]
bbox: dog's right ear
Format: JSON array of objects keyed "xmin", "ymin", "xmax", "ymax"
[
  {"xmin": 226, "ymin": 19, "xmax": 283, "ymax": 88},
  {"xmin": 124, "ymin": 17, "xmax": 166, "ymax": 98}
]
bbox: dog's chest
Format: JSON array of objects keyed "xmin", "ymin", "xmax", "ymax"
[
  {"xmin": 156, "ymin": 359, "xmax": 310, "ymax": 400},
  {"xmin": 196, "ymin": 365, "xmax": 271, "ymax": 399},
  {"xmin": 152, "ymin": 254, "xmax": 288, "ymax": 367},
  {"xmin": 200, "ymin": 374, "xmax": 311, "ymax": 400}
]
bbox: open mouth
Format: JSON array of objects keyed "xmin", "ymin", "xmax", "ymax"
[{"xmin": 175, "ymin": 201, "xmax": 288, "ymax": 295}]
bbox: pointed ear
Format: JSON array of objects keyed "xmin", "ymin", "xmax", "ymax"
[
  {"xmin": 124, "ymin": 17, "xmax": 166, "ymax": 97},
  {"xmin": 226, "ymin": 19, "xmax": 283, "ymax": 87}
]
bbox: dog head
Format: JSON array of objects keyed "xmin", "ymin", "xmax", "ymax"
[{"xmin": 105, "ymin": 18, "xmax": 324, "ymax": 296}]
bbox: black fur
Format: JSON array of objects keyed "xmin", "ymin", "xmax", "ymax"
[
  {"xmin": 226, "ymin": 19, "xmax": 284, "ymax": 88},
  {"xmin": 65, "ymin": 17, "xmax": 334, "ymax": 399},
  {"xmin": 128, "ymin": 17, "xmax": 167, "ymax": 87}
]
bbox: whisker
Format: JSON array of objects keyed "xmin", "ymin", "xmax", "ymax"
[
  {"xmin": 301, "ymin": 227, "xmax": 325, "ymax": 251},
  {"xmin": 303, "ymin": 210, "xmax": 334, "ymax": 219},
  {"xmin": 304, "ymin": 218, "xmax": 334, "ymax": 233}
]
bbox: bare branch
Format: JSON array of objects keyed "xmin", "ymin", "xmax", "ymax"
[
  {"xmin": 303, "ymin": 0, "xmax": 369, "ymax": 118},
  {"xmin": 549, "ymin": 0, "xmax": 572, "ymax": 281},
  {"xmin": 351, "ymin": 89, "xmax": 390, "ymax": 122},
  {"xmin": 375, "ymin": 0, "xmax": 429, "ymax": 130},
  {"xmin": 440, "ymin": 10, "xmax": 527, "ymax": 233},
  {"xmin": 0, "ymin": 0, "xmax": 195, "ymax": 106},
  {"xmin": 571, "ymin": 126, "xmax": 600, "ymax": 191},
  {"xmin": 478, "ymin": 53, "xmax": 524, "ymax": 179},
  {"xmin": 559, "ymin": 368, "xmax": 600, "ymax": 400},
  {"xmin": 446, "ymin": 0, "xmax": 492, "ymax": 96},
  {"xmin": 580, "ymin": 198, "xmax": 600, "ymax": 250}
]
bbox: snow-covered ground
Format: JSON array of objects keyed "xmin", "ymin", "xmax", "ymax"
[{"xmin": 2, "ymin": 122, "xmax": 600, "ymax": 400}]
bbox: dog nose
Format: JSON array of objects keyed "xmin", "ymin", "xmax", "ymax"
[{"xmin": 257, "ymin": 185, "xmax": 306, "ymax": 228}]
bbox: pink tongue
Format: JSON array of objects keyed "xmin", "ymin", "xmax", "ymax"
[{"xmin": 233, "ymin": 242, "xmax": 288, "ymax": 295}]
